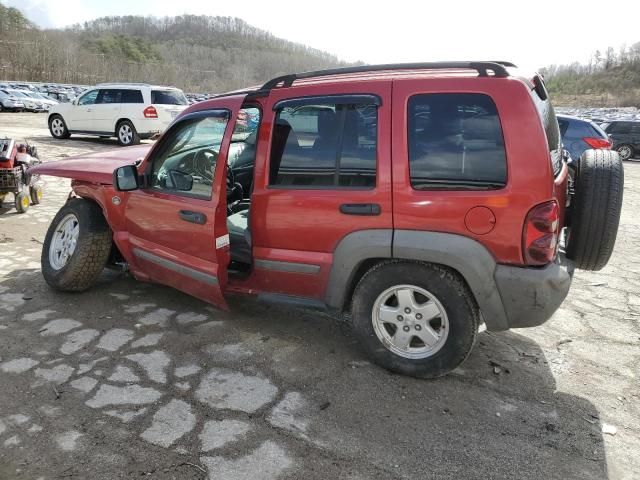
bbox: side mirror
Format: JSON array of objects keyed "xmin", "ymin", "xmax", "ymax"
[
  {"xmin": 72, "ymin": 98, "xmax": 79, "ymax": 106},
  {"xmin": 113, "ymin": 165, "xmax": 139, "ymax": 191},
  {"xmin": 168, "ymin": 169, "xmax": 193, "ymax": 191}
]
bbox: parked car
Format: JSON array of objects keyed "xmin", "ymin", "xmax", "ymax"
[
  {"xmin": 22, "ymin": 91, "xmax": 58, "ymax": 110},
  {"xmin": 557, "ymin": 114, "xmax": 611, "ymax": 162},
  {"xmin": 31, "ymin": 62, "xmax": 624, "ymax": 378},
  {"xmin": 47, "ymin": 83, "xmax": 189, "ymax": 146},
  {"xmin": 1, "ymin": 89, "xmax": 44, "ymax": 112},
  {"xmin": 601, "ymin": 120, "xmax": 640, "ymax": 160},
  {"xmin": 0, "ymin": 91, "xmax": 25, "ymax": 112}
]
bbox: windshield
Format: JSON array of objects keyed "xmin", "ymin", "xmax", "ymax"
[
  {"xmin": 8, "ymin": 90, "xmax": 28, "ymax": 98},
  {"xmin": 151, "ymin": 90, "xmax": 188, "ymax": 105}
]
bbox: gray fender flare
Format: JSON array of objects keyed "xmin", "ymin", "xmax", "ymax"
[{"xmin": 326, "ymin": 229, "xmax": 509, "ymax": 331}]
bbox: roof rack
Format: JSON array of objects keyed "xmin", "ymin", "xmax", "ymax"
[{"xmin": 254, "ymin": 61, "xmax": 514, "ymax": 96}]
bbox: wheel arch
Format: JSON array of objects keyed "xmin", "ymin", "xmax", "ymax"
[
  {"xmin": 114, "ymin": 117, "xmax": 134, "ymax": 134},
  {"xmin": 326, "ymin": 229, "xmax": 510, "ymax": 331}
]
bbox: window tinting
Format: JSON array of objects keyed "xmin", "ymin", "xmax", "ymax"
[
  {"xmin": 98, "ymin": 89, "xmax": 120, "ymax": 104},
  {"xmin": 557, "ymin": 118, "xmax": 569, "ymax": 136},
  {"xmin": 269, "ymin": 102, "xmax": 377, "ymax": 188},
  {"xmin": 408, "ymin": 93, "xmax": 507, "ymax": 189},
  {"xmin": 149, "ymin": 112, "xmax": 229, "ymax": 199},
  {"xmin": 151, "ymin": 90, "xmax": 188, "ymax": 105},
  {"xmin": 120, "ymin": 89, "xmax": 143, "ymax": 103},
  {"xmin": 530, "ymin": 89, "xmax": 562, "ymax": 176}
]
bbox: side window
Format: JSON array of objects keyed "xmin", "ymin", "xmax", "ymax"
[
  {"xmin": 408, "ymin": 93, "xmax": 507, "ymax": 189},
  {"xmin": 98, "ymin": 89, "xmax": 121, "ymax": 104},
  {"xmin": 557, "ymin": 118, "xmax": 569, "ymax": 137},
  {"xmin": 229, "ymin": 107, "xmax": 261, "ymax": 168},
  {"xmin": 269, "ymin": 100, "xmax": 377, "ymax": 188},
  {"xmin": 78, "ymin": 90, "xmax": 98, "ymax": 106},
  {"xmin": 120, "ymin": 89, "xmax": 144, "ymax": 103},
  {"xmin": 149, "ymin": 112, "xmax": 230, "ymax": 199}
]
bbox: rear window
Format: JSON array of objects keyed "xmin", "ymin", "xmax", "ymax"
[
  {"xmin": 151, "ymin": 90, "xmax": 188, "ymax": 105},
  {"xmin": 408, "ymin": 93, "xmax": 507, "ymax": 189}
]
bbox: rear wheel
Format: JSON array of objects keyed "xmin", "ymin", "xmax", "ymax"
[
  {"xmin": 49, "ymin": 115, "xmax": 70, "ymax": 139},
  {"xmin": 116, "ymin": 120, "xmax": 140, "ymax": 146},
  {"xmin": 566, "ymin": 149, "xmax": 624, "ymax": 270},
  {"xmin": 15, "ymin": 191, "xmax": 30, "ymax": 213},
  {"xmin": 42, "ymin": 198, "xmax": 112, "ymax": 291},
  {"xmin": 351, "ymin": 261, "xmax": 479, "ymax": 378},
  {"xmin": 30, "ymin": 185, "xmax": 43, "ymax": 205},
  {"xmin": 616, "ymin": 144, "xmax": 634, "ymax": 161}
]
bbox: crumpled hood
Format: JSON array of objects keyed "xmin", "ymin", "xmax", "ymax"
[{"xmin": 30, "ymin": 144, "xmax": 152, "ymax": 185}]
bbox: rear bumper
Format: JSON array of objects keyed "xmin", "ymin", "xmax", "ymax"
[
  {"xmin": 135, "ymin": 118, "xmax": 172, "ymax": 137},
  {"xmin": 493, "ymin": 255, "xmax": 574, "ymax": 329}
]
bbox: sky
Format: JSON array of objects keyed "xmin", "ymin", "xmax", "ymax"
[{"xmin": 5, "ymin": 0, "xmax": 640, "ymax": 72}]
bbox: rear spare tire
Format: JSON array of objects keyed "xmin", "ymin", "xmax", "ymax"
[
  {"xmin": 565, "ymin": 149, "xmax": 623, "ymax": 270},
  {"xmin": 42, "ymin": 198, "xmax": 112, "ymax": 291}
]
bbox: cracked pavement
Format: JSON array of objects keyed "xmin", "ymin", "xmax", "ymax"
[{"xmin": 0, "ymin": 113, "xmax": 638, "ymax": 479}]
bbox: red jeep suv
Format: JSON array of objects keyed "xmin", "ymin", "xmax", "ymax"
[{"xmin": 33, "ymin": 62, "xmax": 624, "ymax": 378}]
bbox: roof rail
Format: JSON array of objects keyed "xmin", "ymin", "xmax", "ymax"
[
  {"xmin": 95, "ymin": 82, "xmax": 151, "ymax": 87},
  {"xmin": 254, "ymin": 61, "xmax": 513, "ymax": 96}
]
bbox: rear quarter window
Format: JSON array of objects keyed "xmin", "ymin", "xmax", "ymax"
[
  {"xmin": 530, "ymin": 89, "xmax": 562, "ymax": 176},
  {"xmin": 120, "ymin": 89, "xmax": 144, "ymax": 103},
  {"xmin": 407, "ymin": 93, "xmax": 507, "ymax": 189},
  {"xmin": 152, "ymin": 90, "xmax": 188, "ymax": 105}
]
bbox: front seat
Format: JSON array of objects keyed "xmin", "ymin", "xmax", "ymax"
[{"xmin": 227, "ymin": 209, "xmax": 252, "ymax": 265}]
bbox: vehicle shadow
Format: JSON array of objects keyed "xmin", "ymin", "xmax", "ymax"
[
  {"xmin": 231, "ymin": 299, "xmax": 609, "ymax": 480},
  {"xmin": 25, "ymin": 134, "xmax": 153, "ymax": 149}
]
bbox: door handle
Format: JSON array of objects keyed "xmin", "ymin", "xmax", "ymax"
[
  {"xmin": 86, "ymin": 108, "xmax": 92, "ymax": 112},
  {"xmin": 339, "ymin": 203, "xmax": 381, "ymax": 216},
  {"xmin": 179, "ymin": 210, "xmax": 207, "ymax": 224}
]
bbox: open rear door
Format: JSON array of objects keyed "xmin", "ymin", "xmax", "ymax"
[{"xmin": 119, "ymin": 95, "xmax": 245, "ymax": 309}]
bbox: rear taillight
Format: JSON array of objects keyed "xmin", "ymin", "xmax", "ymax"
[
  {"xmin": 523, "ymin": 201, "xmax": 559, "ymax": 266},
  {"xmin": 143, "ymin": 106, "xmax": 158, "ymax": 118},
  {"xmin": 583, "ymin": 137, "xmax": 611, "ymax": 149}
]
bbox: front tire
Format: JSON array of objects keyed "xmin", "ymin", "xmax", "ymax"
[
  {"xmin": 15, "ymin": 191, "xmax": 30, "ymax": 213},
  {"xmin": 49, "ymin": 115, "xmax": 70, "ymax": 139},
  {"xmin": 42, "ymin": 198, "xmax": 112, "ymax": 292},
  {"xmin": 351, "ymin": 261, "xmax": 479, "ymax": 378},
  {"xmin": 116, "ymin": 120, "xmax": 140, "ymax": 146}
]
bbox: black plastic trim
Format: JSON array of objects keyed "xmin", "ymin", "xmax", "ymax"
[
  {"xmin": 273, "ymin": 94, "xmax": 381, "ymax": 111},
  {"xmin": 132, "ymin": 248, "xmax": 218, "ymax": 285}
]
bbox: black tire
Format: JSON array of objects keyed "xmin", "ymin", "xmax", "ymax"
[
  {"xmin": 42, "ymin": 198, "xmax": 112, "ymax": 292},
  {"xmin": 15, "ymin": 191, "xmax": 30, "ymax": 213},
  {"xmin": 49, "ymin": 114, "xmax": 70, "ymax": 139},
  {"xmin": 30, "ymin": 185, "xmax": 43, "ymax": 205},
  {"xmin": 616, "ymin": 144, "xmax": 634, "ymax": 161},
  {"xmin": 351, "ymin": 261, "xmax": 479, "ymax": 378},
  {"xmin": 565, "ymin": 149, "xmax": 623, "ymax": 271},
  {"xmin": 116, "ymin": 120, "xmax": 140, "ymax": 146}
]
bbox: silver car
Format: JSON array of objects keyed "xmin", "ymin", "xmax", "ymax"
[
  {"xmin": 2, "ymin": 89, "xmax": 44, "ymax": 112},
  {"xmin": 0, "ymin": 90, "xmax": 25, "ymax": 112}
]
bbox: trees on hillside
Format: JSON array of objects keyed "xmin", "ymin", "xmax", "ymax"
[{"xmin": 0, "ymin": 6, "xmax": 349, "ymax": 92}]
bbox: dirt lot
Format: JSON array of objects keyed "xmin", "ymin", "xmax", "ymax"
[{"xmin": 0, "ymin": 112, "xmax": 638, "ymax": 479}]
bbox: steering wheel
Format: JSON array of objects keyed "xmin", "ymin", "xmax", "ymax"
[{"xmin": 193, "ymin": 149, "xmax": 218, "ymax": 185}]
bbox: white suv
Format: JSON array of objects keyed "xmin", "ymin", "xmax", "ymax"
[{"xmin": 47, "ymin": 83, "xmax": 188, "ymax": 146}]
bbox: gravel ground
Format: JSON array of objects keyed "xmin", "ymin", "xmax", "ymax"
[{"xmin": 0, "ymin": 112, "xmax": 638, "ymax": 480}]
